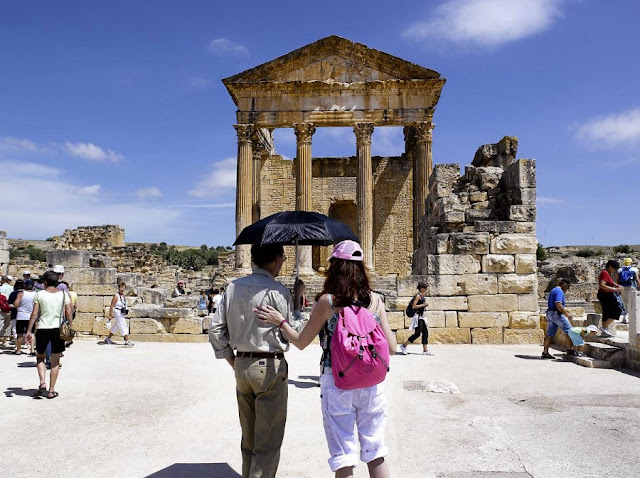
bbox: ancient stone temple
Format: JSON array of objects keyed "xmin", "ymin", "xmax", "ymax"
[{"xmin": 223, "ymin": 35, "xmax": 445, "ymax": 274}]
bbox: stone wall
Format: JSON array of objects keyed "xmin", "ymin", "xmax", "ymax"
[
  {"xmin": 406, "ymin": 136, "xmax": 541, "ymax": 344},
  {"xmin": 0, "ymin": 231, "xmax": 9, "ymax": 275},
  {"xmin": 54, "ymin": 225, "xmax": 125, "ymax": 250},
  {"xmin": 258, "ymin": 154, "xmax": 413, "ymax": 276}
]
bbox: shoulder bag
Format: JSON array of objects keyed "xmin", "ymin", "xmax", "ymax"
[{"xmin": 59, "ymin": 291, "xmax": 75, "ymax": 342}]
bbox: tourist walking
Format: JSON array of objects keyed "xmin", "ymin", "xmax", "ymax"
[
  {"xmin": 598, "ymin": 260, "xmax": 624, "ymax": 338},
  {"xmin": 198, "ymin": 290, "xmax": 208, "ymax": 312},
  {"xmin": 209, "ymin": 244, "xmax": 294, "ymax": 478},
  {"xmin": 105, "ymin": 282, "xmax": 134, "ymax": 346},
  {"xmin": 7, "ymin": 280, "xmax": 25, "ymax": 351},
  {"xmin": 25, "ymin": 270, "xmax": 72, "ymax": 399},
  {"xmin": 542, "ymin": 278, "xmax": 575, "ymax": 358},
  {"xmin": 400, "ymin": 281, "xmax": 431, "ymax": 355},
  {"xmin": 211, "ymin": 288, "xmax": 222, "ymax": 313},
  {"xmin": 617, "ymin": 258, "xmax": 639, "ymax": 324},
  {"xmin": 13, "ymin": 279, "xmax": 36, "ymax": 355},
  {"xmin": 256, "ymin": 240, "xmax": 396, "ymax": 478},
  {"xmin": 1, "ymin": 275, "xmax": 14, "ymax": 346}
]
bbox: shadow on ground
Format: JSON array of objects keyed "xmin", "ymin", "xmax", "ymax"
[
  {"xmin": 4, "ymin": 387, "xmax": 38, "ymax": 398},
  {"xmin": 146, "ymin": 463, "xmax": 240, "ymax": 477},
  {"xmin": 288, "ymin": 375, "xmax": 320, "ymax": 388}
]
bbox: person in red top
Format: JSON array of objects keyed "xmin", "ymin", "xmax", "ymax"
[{"xmin": 597, "ymin": 260, "xmax": 624, "ymax": 337}]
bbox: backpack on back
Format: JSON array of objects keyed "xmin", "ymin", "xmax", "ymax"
[
  {"xmin": 619, "ymin": 267, "xmax": 635, "ymax": 286},
  {"xmin": 405, "ymin": 299, "xmax": 416, "ymax": 318},
  {"xmin": 0, "ymin": 294, "xmax": 10, "ymax": 313},
  {"xmin": 331, "ymin": 304, "xmax": 390, "ymax": 390}
]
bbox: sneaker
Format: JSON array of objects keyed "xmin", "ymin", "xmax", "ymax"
[
  {"xmin": 599, "ymin": 327, "xmax": 612, "ymax": 338},
  {"xmin": 566, "ymin": 349, "xmax": 577, "ymax": 356},
  {"xmin": 423, "ymin": 350, "xmax": 434, "ymax": 356},
  {"xmin": 575, "ymin": 351, "xmax": 585, "ymax": 357},
  {"xmin": 104, "ymin": 337, "xmax": 114, "ymax": 345},
  {"xmin": 124, "ymin": 340, "xmax": 134, "ymax": 346},
  {"xmin": 622, "ymin": 318, "xmax": 629, "ymax": 324},
  {"xmin": 400, "ymin": 345, "xmax": 407, "ymax": 355}
]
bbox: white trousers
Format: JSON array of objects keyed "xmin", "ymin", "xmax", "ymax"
[
  {"xmin": 319, "ymin": 371, "xmax": 388, "ymax": 472},
  {"xmin": 621, "ymin": 287, "xmax": 637, "ymax": 319}
]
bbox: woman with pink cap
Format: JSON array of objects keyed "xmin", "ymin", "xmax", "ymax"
[{"xmin": 256, "ymin": 240, "xmax": 396, "ymax": 478}]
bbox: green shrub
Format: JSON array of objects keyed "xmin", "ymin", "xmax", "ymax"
[
  {"xmin": 614, "ymin": 244, "xmax": 633, "ymax": 254},
  {"xmin": 9, "ymin": 246, "xmax": 47, "ymax": 262},
  {"xmin": 150, "ymin": 244, "xmax": 220, "ymax": 270},
  {"xmin": 575, "ymin": 249, "xmax": 601, "ymax": 258},
  {"xmin": 536, "ymin": 243, "xmax": 547, "ymax": 261}
]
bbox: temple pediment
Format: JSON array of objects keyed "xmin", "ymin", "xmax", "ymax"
[{"xmin": 223, "ymin": 35, "xmax": 441, "ymax": 86}]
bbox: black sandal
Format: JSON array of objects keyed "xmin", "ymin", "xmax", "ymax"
[
  {"xmin": 541, "ymin": 352, "xmax": 554, "ymax": 359},
  {"xmin": 33, "ymin": 383, "xmax": 46, "ymax": 398},
  {"xmin": 46, "ymin": 391, "xmax": 59, "ymax": 399}
]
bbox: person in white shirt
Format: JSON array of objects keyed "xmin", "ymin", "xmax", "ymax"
[
  {"xmin": 617, "ymin": 258, "xmax": 640, "ymax": 324},
  {"xmin": 1, "ymin": 275, "xmax": 14, "ymax": 345},
  {"xmin": 211, "ymin": 289, "xmax": 222, "ymax": 313}
]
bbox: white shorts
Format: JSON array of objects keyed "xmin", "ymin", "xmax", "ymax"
[{"xmin": 319, "ymin": 371, "xmax": 388, "ymax": 472}]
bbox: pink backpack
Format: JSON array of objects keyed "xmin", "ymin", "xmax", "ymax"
[{"xmin": 331, "ymin": 304, "xmax": 390, "ymax": 390}]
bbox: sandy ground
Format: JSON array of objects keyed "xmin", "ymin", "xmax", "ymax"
[{"xmin": 1, "ymin": 339, "xmax": 639, "ymax": 478}]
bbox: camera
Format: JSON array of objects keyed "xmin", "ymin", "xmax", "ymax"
[{"xmin": 120, "ymin": 307, "xmax": 129, "ymax": 315}]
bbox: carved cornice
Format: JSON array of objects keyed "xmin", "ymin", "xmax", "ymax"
[
  {"xmin": 354, "ymin": 122, "xmax": 374, "ymax": 145},
  {"xmin": 234, "ymin": 124, "xmax": 254, "ymax": 143},
  {"xmin": 293, "ymin": 123, "xmax": 316, "ymax": 144},
  {"xmin": 414, "ymin": 122, "xmax": 435, "ymax": 143}
]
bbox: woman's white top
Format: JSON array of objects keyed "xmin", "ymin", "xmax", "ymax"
[{"xmin": 16, "ymin": 290, "xmax": 36, "ymax": 321}]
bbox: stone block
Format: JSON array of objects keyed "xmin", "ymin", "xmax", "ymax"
[
  {"xmin": 474, "ymin": 221, "xmax": 517, "ymax": 234},
  {"xmin": 127, "ymin": 334, "xmax": 162, "ymax": 343},
  {"xmin": 508, "ymin": 205, "xmax": 536, "ymax": 222},
  {"xmin": 426, "ymin": 255, "xmax": 481, "ymax": 275},
  {"xmin": 92, "ymin": 317, "xmax": 128, "ymax": 336},
  {"xmin": 398, "ymin": 276, "xmax": 429, "ymax": 296},
  {"xmin": 508, "ymin": 188, "xmax": 536, "ymax": 205},
  {"xmin": 565, "ymin": 307, "xmax": 586, "ymax": 318},
  {"xmin": 435, "ymin": 234, "xmax": 451, "ymax": 254},
  {"xmin": 139, "ymin": 287, "xmax": 168, "ymax": 305},
  {"xmin": 387, "ymin": 311, "xmax": 405, "ymax": 330},
  {"xmin": 458, "ymin": 312, "xmax": 509, "ymax": 328},
  {"xmin": 426, "ymin": 274, "xmax": 498, "ymax": 296},
  {"xmin": 498, "ymin": 274, "xmax": 537, "ymax": 294},
  {"xmin": 164, "ymin": 296, "xmax": 199, "ymax": 308},
  {"xmin": 46, "ymin": 250, "xmax": 90, "ymax": 268},
  {"xmin": 515, "ymin": 222, "xmax": 536, "ymax": 233},
  {"xmin": 162, "ymin": 333, "xmax": 208, "ymax": 343},
  {"xmin": 128, "ymin": 305, "xmax": 194, "ymax": 320},
  {"xmin": 77, "ymin": 295, "xmax": 106, "ymax": 314},
  {"xmin": 71, "ymin": 312, "xmax": 98, "ymax": 333},
  {"xmin": 503, "ymin": 158, "xmax": 536, "ymax": 189},
  {"xmin": 476, "ymin": 166, "xmax": 503, "ymax": 191},
  {"xmin": 171, "ymin": 317, "xmax": 203, "ymax": 334},
  {"xmin": 509, "ymin": 312, "xmax": 539, "ymax": 329},
  {"xmin": 518, "ymin": 294, "xmax": 539, "ymax": 312},
  {"xmin": 469, "ymin": 191, "xmax": 487, "ymax": 202},
  {"xmin": 424, "ymin": 311, "xmax": 446, "ymax": 328},
  {"xmin": 482, "ymin": 255, "xmax": 515, "ymax": 273},
  {"xmin": 467, "ymin": 295, "xmax": 518, "ymax": 312},
  {"xmin": 73, "ymin": 284, "xmax": 119, "ymax": 296},
  {"xmin": 203, "ymin": 316, "xmax": 213, "ymax": 332},
  {"xmin": 0, "ymin": 250, "xmax": 10, "ymax": 263},
  {"xmin": 130, "ymin": 318, "xmax": 166, "ymax": 334},
  {"xmin": 515, "ymin": 254, "xmax": 537, "ymax": 274},
  {"xmin": 425, "ymin": 296, "xmax": 468, "ymax": 311},
  {"xmin": 430, "ymin": 328, "xmax": 471, "ymax": 344},
  {"xmin": 490, "ymin": 234, "xmax": 537, "ymax": 254},
  {"xmin": 395, "ymin": 328, "xmax": 414, "ymax": 343},
  {"xmin": 471, "ymin": 328, "xmax": 504, "ymax": 344},
  {"xmin": 386, "ymin": 296, "xmax": 415, "ymax": 311},
  {"xmin": 465, "ymin": 209, "xmax": 492, "ymax": 222},
  {"xmin": 450, "ymin": 233, "xmax": 490, "ymax": 254},
  {"xmin": 445, "ymin": 311, "xmax": 458, "ymax": 327},
  {"xmin": 64, "ymin": 267, "xmax": 117, "ymax": 285},
  {"xmin": 503, "ymin": 328, "xmax": 543, "ymax": 345},
  {"xmin": 429, "ymin": 163, "xmax": 460, "ymax": 190},
  {"xmin": 444, "ymin": 211, "xmax": 465, "ymax": 224}
]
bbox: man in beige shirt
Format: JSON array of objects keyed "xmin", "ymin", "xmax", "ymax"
[{"xmin": 209, "ymin": 244, "xmax": 293, "ymax": 478}]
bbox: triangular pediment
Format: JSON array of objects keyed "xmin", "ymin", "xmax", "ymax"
[{"xmin": 223, "ymin": 35, "xmax": 441, "ymax": 85}]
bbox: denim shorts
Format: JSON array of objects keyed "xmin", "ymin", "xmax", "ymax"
[{"xmin": 545, "ymin": 310, "xmax": 572, "ymax": 337}]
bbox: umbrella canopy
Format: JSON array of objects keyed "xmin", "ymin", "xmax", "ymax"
[{"xmin": 234, "ymin": 211, "xmax": 359, "ymax": 246}]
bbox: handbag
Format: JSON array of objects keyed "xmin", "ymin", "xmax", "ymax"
[{"xmin": 59, "ymin": 291, "xmax": 75, "ymax": 342}]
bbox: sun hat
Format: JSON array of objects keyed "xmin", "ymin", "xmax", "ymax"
[
  {"xmin": 6, "ymin": 275, "xmax": 14, "ymax": 281},
  {"xmin": 53, "ymin": 265, "xmax": 65, "ymax": 273},
  {"xmin": 178, "ymin": 281, "xmax": 184, "ymax": 285},
  {"xmin": 623, "ymin": 258, "xmax": 632, "ymax": 266},
  {"xmin": 328, "ymin": 240, "xmax": 363, "ymax": 262},
  {"xmin": 586, "ymin": 324, "xmax": 599, "ymax": 335},
  {"xmin": 22, "ymin": 270, "xmax": 31, "ymax": 275}
]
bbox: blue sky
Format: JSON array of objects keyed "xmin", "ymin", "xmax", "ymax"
[{"xmin": 1, "ymin": 0, "xmax": 638, "ymax": 247}]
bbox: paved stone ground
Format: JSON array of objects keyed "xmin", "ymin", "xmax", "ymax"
[{"xmin": 1, "ymin": 339, "xmax": 639, "ymax": 478}]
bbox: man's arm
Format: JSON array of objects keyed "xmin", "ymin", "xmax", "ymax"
[
  {"xmin": 555, "ymin": 301, "xmax": 573, "ymax": 320},
  {"xmin": 208, "ymin": 293, "xmax": 235, "ymax": 368}
]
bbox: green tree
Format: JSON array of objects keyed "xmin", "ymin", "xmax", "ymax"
[{"xmin": 536, "ymin": 243, "xmax": 547, "ymax": 261}]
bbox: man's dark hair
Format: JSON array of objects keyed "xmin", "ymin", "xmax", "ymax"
[
  {"xmin": 558, "ymin": 277, "xmax": 571, "ymax": 286},
  {"xmin": 213, "ymin": 289, "xmax": 220, "ymax": 294},
  {"xmin": 13, "ymin": 279, "xmax": 25, "ymax": 290},
  {"xmin": 42, "ymin": 270, "xmax": 59, "ymax": 287},
  {"xmin": 251, "ymin": 244, "xmax": 285, "ymax": 268},
  {"xmin": 606, "ymin": 259, "xmax": 620, "ymax": 270}
]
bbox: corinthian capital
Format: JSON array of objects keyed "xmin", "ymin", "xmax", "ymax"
[
  {"xmin": 414, "ymin": 122, "xmax": 435, "ymax": 143},
  {"xmin": 354, "ymin": 122, "xmax": 375, "ymax": 145},
  {"xmin": 234, "ymin": 124, "xmax": 254, "ymax": 143},
  {"xmin": 293, "ymin": 123, "xmax": 316, "ymax": 144}
]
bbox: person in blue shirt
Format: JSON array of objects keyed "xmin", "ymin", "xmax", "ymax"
[{"xmin": 542, "ymin": 278, "xmax": 575, "ymax": 359}]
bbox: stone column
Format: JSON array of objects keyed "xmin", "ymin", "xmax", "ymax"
[
  {"xmin": 234, "ymin": 124, "xmax": 254, "ymax": 272},
  {"xmin": 293, "ymin": 123, "xmax": 316, "ymax": 274},
  {"xmin": 630, "ymin": 290, "xmax": 638, "ymax": 348},
  {"xmin": 404, "ymin": 126, "xmax": 418, "ymax": 250},
  {"xmin": 354, "ymin": 122, "xmax": 375, "ymax": 270},
  {"xmin": 413, "ymin": 121, "xmax": 435, "ymax": 228},
  {"xmin": 251, "ymin": 128, "xmax": 274, "ymax": 223}
]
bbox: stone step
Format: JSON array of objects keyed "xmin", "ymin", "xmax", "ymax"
[
  {"xmin": 584, "ymin": 342, "xmax": 623, "ymax": 361},
  {"xmin": 568, "ymin": 355, "xmax": 615, "ymax": 369}
]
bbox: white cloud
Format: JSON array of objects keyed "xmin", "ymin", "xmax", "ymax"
[
  {"xmin": 64, "ymin": 142, "xmax": 124, "ymax": 163},
  {"xmin": 372, "ymin": 128, "xmax": 404, "ymax": 156},
  {"xmin": 190, "ymin": 157, "xmax": 237, "ymax": 198},
  {"xmin": 208, "ymin": 38, "xmax": 249, "ymax": 57},
  {"xmin": 576, "ymin": 108, "xmax": 640, "ymax": 149},
  {"xmin": 189, "ymin": 76, "xmax": 212, "ymax": 90},
  {"xmin": 537, "ymin": 196, "xmax": 566, "ymax": 206},
  {"xmin": 403, "ymin": 0, "xmax": 565, "ymax": 47},
  {"xmin": 137, "ymin": 187, "xmax": 163, "ymax": 200},
  {"xmin": 76, "ymin": 184, "xmax": 101, "ymax": 195},
  {"xmin": 0, "ymin": 136, "xmax": 40, "ymax": 153}
]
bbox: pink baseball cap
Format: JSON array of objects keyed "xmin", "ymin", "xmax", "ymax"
[{"xmin": 329, "ymin": 240, "xmax": 364, "ymax": 262}]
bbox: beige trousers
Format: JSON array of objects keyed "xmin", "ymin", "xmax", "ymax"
[
  {"xmin": 235, "ymin": 355, "xmax": 288, "ymax": 478},
  {"xmin": 621, "ymin": 286, "xmax": 637, "ymax": 319}
]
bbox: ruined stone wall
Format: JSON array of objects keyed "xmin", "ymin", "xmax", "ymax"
[
  {"xmin": 55, "ymin": 225, "xmax": 125, "ymax": 250},
  {"xmin": 407, "ymin": 136, "xmax": 542, "ymax": 344},
  {"xmin": 0, "ymin": 231, "xmax": 9, "ymax": 275},
  {"xmin": 259, "ymin": 154, "xmax": 413, "ymax": 276}
]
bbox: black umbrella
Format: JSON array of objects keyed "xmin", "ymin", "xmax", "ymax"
[{"xmin": 234, "ymin": 211, "xmax": 359, "ymax": 276}]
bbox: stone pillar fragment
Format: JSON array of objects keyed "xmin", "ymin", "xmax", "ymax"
[
  {"xmin": 234, "ymin": 124, "xmax": 254, "ymax": 272},
  {"xmin": 293, "ymin": 123, "xmax": 316, "ymax": 274},
  {"xmin": 414, "ymin": 121, "xmax": 435, "ymax": 227},
  {"xmin": 404, "ymin": 126, "xmax": 418, "ymax": 249},
  {"xmin": 355, "ymin": 122, "xmax": 375, "ymax": 269}
]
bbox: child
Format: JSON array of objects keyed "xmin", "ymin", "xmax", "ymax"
[{"xmin": 566, "ymin": 324, "xmax": 599, "ymax": 357}]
